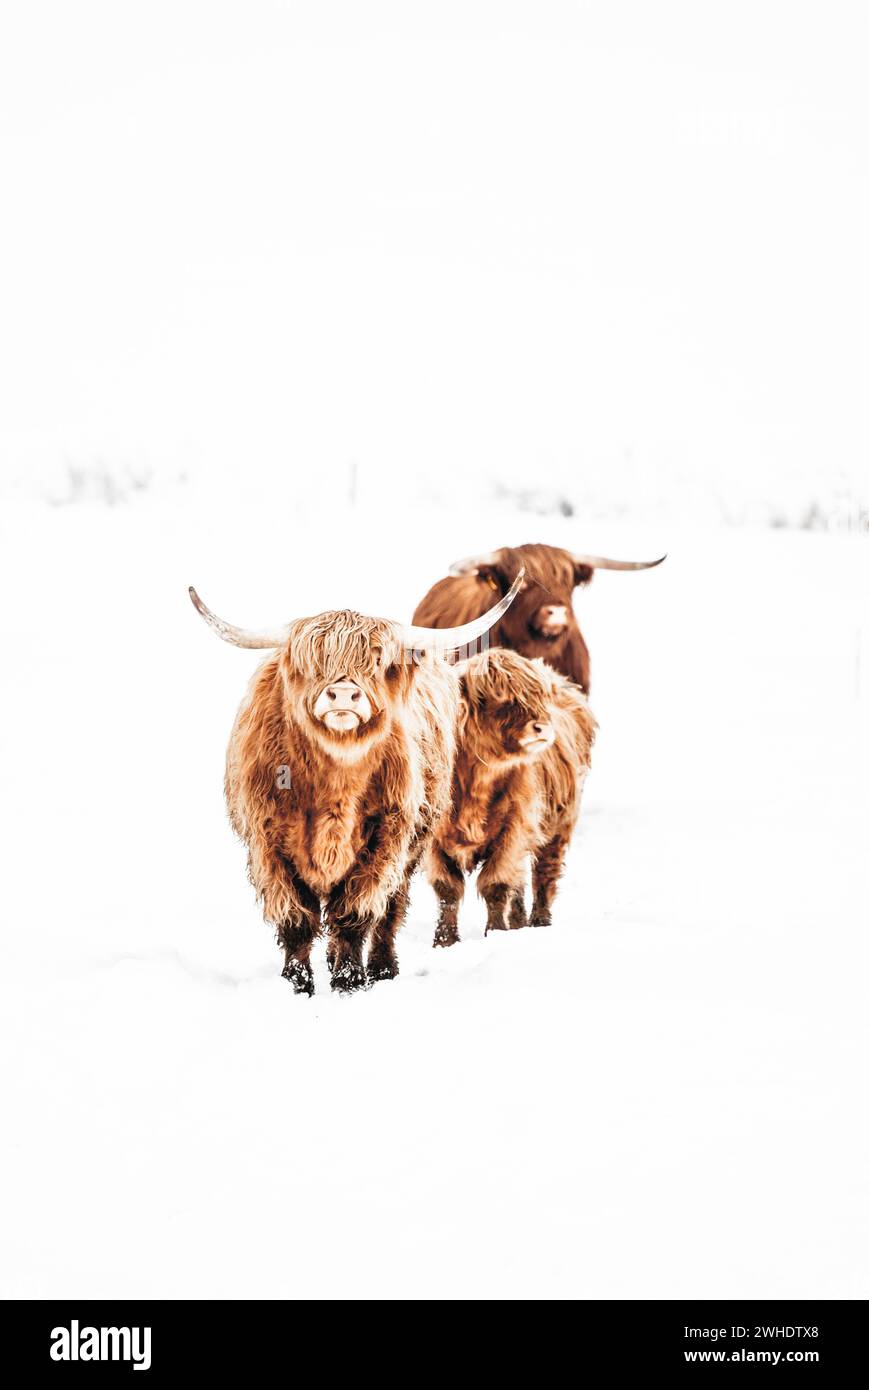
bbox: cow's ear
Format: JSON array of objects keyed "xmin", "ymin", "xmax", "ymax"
[
  {"xmin": 476, "ymin": 563, "xmax": 507, "ymax": 594},
  {"xmin": 573, "ymin": 562, "xmax": 594, "ymax": 587}
]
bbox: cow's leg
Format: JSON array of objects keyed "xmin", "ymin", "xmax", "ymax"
[
  {"xmin": 480, "ymin": 882, "xmax": 512, "ymax": 934},
  {"xmin": 434, "ymin": 878, "xmax": 463, "ymax": 947},
  {"xmin": 530, "ymin": 834, "xmax": 569, "ymax": 927},
  {"xmin": 326, "ymin": 920, "xmax": 368, "ymax": 994},
  {"xmin": 277, "ymin": 918, "xmax": 320, "ymax": 996},
  {"xmin": 367, "ymin": 875, "xmax": 410, "ymax": 983},
  {"xmin": 259, "ymin": 852, "xmax": 321, "ymax": 996},
  {"xmin": 427, "ymin": 845, "xmax": 465, "ymax": 947},
  {"xmin": 508, "ymin": 887, "xmax": 528, "ymax": 930},
  {"xmin": 478, "ymin": 835, "xmax": 527, "ymax": 935}
]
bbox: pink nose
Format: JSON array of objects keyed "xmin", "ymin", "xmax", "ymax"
[
  {"xmin": 538, "ymin": 605, "xmax": 568, "ymax": 627},
  {"xmin": 325, "ymin": 682, "xmax": 362, "ymax": 711}
]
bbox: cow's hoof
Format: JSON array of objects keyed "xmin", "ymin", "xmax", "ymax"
[
  {"xmin": 484, "ymin": 921, "xmax": 508, "ymax": 935},
  {"xmin": 529, "ymin": 912, "xmax": 551, "ymax": 929},
  {"xmin": 432, "ymin": 926, "xmax": 459, "ymax": 948},
  {"xmin": 330, "ymin": 960, "xmax": 368, "ymax": 994},
  {"xmin": 508, "ymin": 904, "xmax": 528, "ymax": 930},
  {"xmin": 367, "ymin": 954, "xmax": 399, "ymax": 983},
  {"xmin": 282, "ymin": 961, "xmax": 314, "ymax": 996}
]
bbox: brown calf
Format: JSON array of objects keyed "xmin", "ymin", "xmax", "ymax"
[{"xmin": 426, "ymin": 649, "xmax": 597, "ymax": 944}]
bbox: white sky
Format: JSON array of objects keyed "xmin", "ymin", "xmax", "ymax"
[{"xmin": 1, "ymin": 2, "xmax": 867, "ymax": 505}]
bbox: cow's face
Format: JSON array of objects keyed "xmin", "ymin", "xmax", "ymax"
[
  {"xmin": 475, "ymin": 545, "xmax": 591, "ymax": 648},
  {"xmin": 458, "ymin": 650, "xmax": 561, "ymax": 766},
  {"xmin": 282, "ymin": 612, "xmax": 411, "ymax": 759}
]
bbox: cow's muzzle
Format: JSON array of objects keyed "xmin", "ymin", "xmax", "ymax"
[
  {"xmin": 314, "ymin": 680, "xmax": 372, "ymax": 729},
  {"xmin": 532, "ymin": 604, "xmax": 569, "ymax": 638}
]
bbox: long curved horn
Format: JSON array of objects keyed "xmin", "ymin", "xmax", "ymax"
[
  {"xmin": 402, "ymin": 568, "xmax": 525, "ymax": 654},
  {"xmin": 448, "ymin": 549, "xmax": 500, "ymax": 576},
  {"xmin": 188, "ymin": 586, "xmax": 291, "ymax": 649},
  {"xmin": 571, "ymin": 552, "xmax": 667, "ymax": 571}
]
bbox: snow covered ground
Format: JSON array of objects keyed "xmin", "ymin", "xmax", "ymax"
[
  {"xmin": 2, "ymin": 0, "xmax": 868, "ymax": 1303},
  {"xmin": 1, "ymin": 490, "xmax": 867, "ymax": 1299}
]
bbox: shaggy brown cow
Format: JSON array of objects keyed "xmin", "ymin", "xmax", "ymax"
[
  {"xmin": 189, "ymin": 577, "xmax": 522, "ymax": 995},
  {"xmin": 426, "ymin": 648, "xmax": 597, "ymax": 945},
  {"xmin": 412, "ymin": 542, "xmax": 665, "ymax": 693}
]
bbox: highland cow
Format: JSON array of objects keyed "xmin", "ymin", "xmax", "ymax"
[
  {"xmin": 189, "ymin": 577, "xmax": 522, "ymax": 994},
  {"xmin": 426, "ymin": 649, "xmax": 597, "ymax": 944},
  {"xmin": 412, "ymin": 542, "xmax": 665, "ymax": 693}
]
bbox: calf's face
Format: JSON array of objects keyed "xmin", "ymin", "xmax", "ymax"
[
  {"xmin": 458, "ymin": 650, "xmax": 562, "ymax": 766},
  {"xmin": 474, "ymin": 693, "xmax": 556, "ymax": 761}
]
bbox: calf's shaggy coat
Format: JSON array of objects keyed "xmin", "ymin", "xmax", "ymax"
[{"xmin": 426, "ymin": 650, "xmax": 596, "ymax": 944}]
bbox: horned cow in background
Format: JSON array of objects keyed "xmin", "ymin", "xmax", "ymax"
[
  {"xmin": 412, "ymin": 542, "xmax": 665, "ymax": 693},
  {"xmin": 189, "ymin": 575, "xmax": 522, "ymax": 995},
  {"xmin": 426, "ymin": 648, "xmax": 597, "ymax": 945}
]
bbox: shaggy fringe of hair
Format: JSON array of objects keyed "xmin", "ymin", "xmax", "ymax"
[
  {"xmin": 492, "ymin": 543, "xmax": 584, "ymax": 596},
  {"xmin": 285, "ymin": 611, "xmax": 405, "ymax": 682}
]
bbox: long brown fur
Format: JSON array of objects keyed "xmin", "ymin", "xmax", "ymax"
[
  {"xmin": 225, "ymin": 611, "xmax": 459, "ymax": 994},
  {"xmin": 425, "ymin": 649, "xmax": 596, "ymax": 942},
  {"xmin": 412, "ymin": 543, "xmax": 594, "ymax": 692}
]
